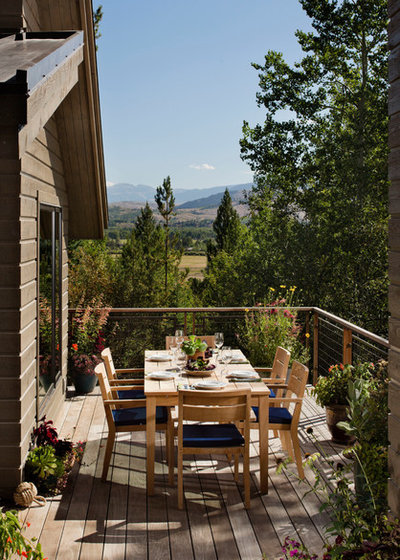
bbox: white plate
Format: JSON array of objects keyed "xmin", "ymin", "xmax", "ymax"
[
  {"xmin": 226, "ymin": 370, "xmax": 260, "ymax": 379},
  {"xmin": 146, "ymin": 371, "xmax": 176, "ymax": 380},
  {"xmin": 193, "ymin": 381, "xmax": 227, "ymax": 390},
  {"xmin": 147, "ymin": 354, "xmax": 171, "ymax": 362}
]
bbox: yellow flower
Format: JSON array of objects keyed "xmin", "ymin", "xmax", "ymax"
[
  {"xmin": 290, "ymin": 286, "xmax": 296, "ymax": 292},
  {"xmin": 305, "ymin": 333, "xmax": 310, "ymax": 338},
  {"xmin": 245, "ymin": 308, "xmax": 249, "ymax": 313},
  {"xmin": 280, "ymin": 285, "xmax": 286, "ymax": 288},
  {"xmin": 269, "ymin": 287, "xmax": 275, "ymax": 291}
]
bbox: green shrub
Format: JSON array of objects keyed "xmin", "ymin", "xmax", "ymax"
[{"xmin": 0, "ymin": 508, "xmax": 45, "ymax": 559}]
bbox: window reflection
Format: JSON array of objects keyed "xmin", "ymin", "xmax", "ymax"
[{"xmin": 38, "ymin": 206, "xmax": 62, "ymax": 402}]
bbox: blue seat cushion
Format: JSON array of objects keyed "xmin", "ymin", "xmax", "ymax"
[
  {"xmin": 269, "ymin": 388, "xmax": 276, "ymax": 398},
  {"xmin": 182, "ymin": 423, "xmax": 245, "ymax": 448},
  {"xmin": 252, "ymin": 406, "xmax": 292, "ymax": 424},
  {"xmin": 112, "ymin": 406, "xmax": 168, "ymax": 426},
  {"xmin": 117, "ymin": 388, "xmax": 146, "ymax": 400}
]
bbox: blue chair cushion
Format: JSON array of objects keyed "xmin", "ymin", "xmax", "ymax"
[
  {"xmin": 117, "ymin": 389, "xmax": 146, "ymax": 400},
  {"xmin": 252, "ymin": 406, "xmax": 292, "ymax": 424},
  {"xmin": 269, "ymin": 388, "xmax": 276, "ymax": 398},
  {"xmin": 182, "ymin": 423, "xmax": 245, "ymax": 448},
  {"xmin": 112, "ymin": 406, "xmax": 168, "ymax": 426}
]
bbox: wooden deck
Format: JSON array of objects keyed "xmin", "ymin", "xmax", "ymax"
[{"xmin": 21, "ymin": 388, "xmax": 344, "ymax": 560}]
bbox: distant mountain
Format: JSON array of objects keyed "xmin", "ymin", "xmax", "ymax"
[
  {"xmin": 107, "ymin": 183, "xmax": 156, "ymax": 203},
  {"xmin": 107, "ymin": 182, "xmax": 253, "ymax": 205},
  {"xmin": 177, "ymin": 186, "xmax": 248, "ymax": 209}
]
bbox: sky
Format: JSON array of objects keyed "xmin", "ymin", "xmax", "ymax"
[{"xmin": 95, "ymin": 0, "xmax": 312, "ymax": 190}]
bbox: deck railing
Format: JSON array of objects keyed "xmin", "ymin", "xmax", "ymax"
[{"xmin": 83, "ymin": 306, "xmax": 389, "ymax": 381}]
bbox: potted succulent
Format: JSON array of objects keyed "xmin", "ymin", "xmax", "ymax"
[
  {"xmin": 312, "ymin": 363, "xmax": 355, "ymax": 444},
  {"xmin": 68, "ymin": 298, "xmax": 110, "ymax": 394},
  {"xmin": 181, "ymin": 335, "xmax": 208, "ymax": 362}
]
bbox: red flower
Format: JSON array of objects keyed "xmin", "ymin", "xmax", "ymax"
[
  {"xmin": 6, "ymin": 537, "xmax": 12, "ymax": 544},
  {"xmin": 72, "ymin": 343, "xmax": 78, "ymax": 351},
  {"xmin": 21, "ymin": 552, "xmax": 28, "ymax": 558},
  {"xmin": 339, "ymin": 363, "xmax": 344, "ymax": 370}
]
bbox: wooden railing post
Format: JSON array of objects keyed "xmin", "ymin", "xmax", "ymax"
[
  {"xmin": 343, "ymin": 328, "xmax": 352, "ymax": 365},
  {"xmin": 313, "ymin": 312, "xmax": 319, "ymax": 385}
]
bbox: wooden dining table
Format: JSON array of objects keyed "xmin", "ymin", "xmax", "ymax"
[{"xmin": 144, "ymin": 349, "xmax": 270, "ymax": 496}]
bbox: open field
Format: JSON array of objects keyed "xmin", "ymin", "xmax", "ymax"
[{"xmin": 179, "ymin": 254, "xmax": 207, "ymax": 279}]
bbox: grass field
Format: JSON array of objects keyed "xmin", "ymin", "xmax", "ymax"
[{"xmin": 179, "ymin": 254, "xmax": 207, "ymax": 279}]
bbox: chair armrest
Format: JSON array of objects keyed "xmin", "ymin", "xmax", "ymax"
[
  {"xmin": 115, "ymin": 368, "xmax": 144, "ymax": 374},
  {"xmin": 269, "ymin": 397, "xmax": 302, "ymax": 406},
  {"xmin": 261, "ymin": 378, "xmax": 284, "ymax": 384},
  {"xmin": 110, "ymin": 385, "xmax": 144, "ymax": 392},
  {"xmin": 109, "ymin": 378, "xmax": 143, "ymax": 385},
  {"xmin": 104, "ymin": 399, "xmax": 145, "ymax": 408},
  {"xmin": 254, "ymin": 367, "xmax": 272, "ymax": 373},
  {"xmin": 264, "ymin": 382, "xmax": 288, "ymax": 389}
]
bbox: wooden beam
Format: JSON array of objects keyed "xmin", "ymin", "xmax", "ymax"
[
  {"xmin": 342, "ymin": 328, "xmax": 352, "ymax": 365},
  {"xmin": 18, "ymin": 46, "xmax": 83, "ymax": 157}
]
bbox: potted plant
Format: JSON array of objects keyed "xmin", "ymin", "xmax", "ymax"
[
  {"xmin": 68, "ymin": 298, "xmax": 110, "ymax": 394},
  {"xmin": 181, "ymin": 335, "xmax": 208, "ymax": 363},
  {"xmin": 312, "ymin": 363, "xmax": 355, "ymax": 444}
]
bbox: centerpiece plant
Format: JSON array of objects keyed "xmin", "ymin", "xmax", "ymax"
[
  {"xmin": 68, "ymin": 296, "xmax": 110, "ymax": 393},
  {"xmin": 237, "ymin": 286, "xmax": 309, "ymax": 367}
]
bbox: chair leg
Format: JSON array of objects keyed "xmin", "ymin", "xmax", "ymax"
[
  {"xmin": 243, "ymin": 449, "xmax": 250, "ymax": 509},
  {"xmin": 178, "ymin": 449, "xmax": 184, "ymax": 510},
  {"xmin": 282, "ymin": 431, "xmax": 294, "ymax": 462},
  {"xmin": 234, "ymin": 453, "xmax": 239, "ymax": 481},
  {"xmin": 102, "ymin": 429, "xmax": 116, "ymax": 482},
  {"xmin": 167, "ymin": 423, "xmax": 175, "ymax": 486},
  {"xmin": 291, "ymin": 429, "xmax": 304, "ymax": 479}
]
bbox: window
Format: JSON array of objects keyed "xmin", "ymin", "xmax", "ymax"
[{"xmin": 38, "ymin": 205, "xmax": 62, "ymax": 403}]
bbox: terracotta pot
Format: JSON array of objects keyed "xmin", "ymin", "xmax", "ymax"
[
  {"xmin": 186, "ymin": 350, "xmax": 205, "ymax": 364},
  {"xmin": 325, "ymin": 404, "xmax": 355, "ymax": 445}
]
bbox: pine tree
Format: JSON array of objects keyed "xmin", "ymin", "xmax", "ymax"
[
  {"xmin": 155, "ymin": 176, "xmax": 176, "ymax": 291},
  {"xmin": 210, "ymin": 189, "xmax": 242, "ymax": 257}
]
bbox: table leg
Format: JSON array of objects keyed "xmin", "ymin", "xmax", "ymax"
[
  {"xmin": 146, "ymin": 396, "xmax": 156, "ymax": 496},
  {"xmin": 259, "ymin": 395, "xmax": 269, "ymax": 494}
]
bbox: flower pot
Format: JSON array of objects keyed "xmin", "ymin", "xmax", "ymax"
[
  {"xmin": 186, "ymin": 350, "xmax": 205, "ymax": 364},
  {"xmin": 73, "ymin": 373, "xmax": 98, "ymax": 395},
  {"xmin": 325, "ymin": 404, "xmax": 355, "ymax": 445},
  {"xmin": 39, "ymin": 375, "xmax": 53, "ymax": 392}
]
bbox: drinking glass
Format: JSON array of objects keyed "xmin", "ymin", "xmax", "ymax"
[
  {"xmin": 215, "ymin": 332, "xmax": 224, "ymax": 362},
  {"xmin": 222, "ymin": 346, "xmax": 232, "ymax": 364},
  {"xmin": 175, "ymin": 329, "xmax": 184, "ymax": 349}
]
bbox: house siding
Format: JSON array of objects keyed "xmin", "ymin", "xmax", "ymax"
[
  {"xmin": 389, "ymin": 0, "xmax": 400, "ymax": 517},
  {"xmin": 0, "ymin": 117, "xmax": 69, "ymax": 496}
]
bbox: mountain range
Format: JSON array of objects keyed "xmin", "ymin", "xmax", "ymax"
[{"xmin": 107, "ymin": 182, "xmax": 253, "ymax": 207}]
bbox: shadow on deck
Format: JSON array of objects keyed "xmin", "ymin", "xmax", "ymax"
[{"xmin": 22, "ymin": 388, "xmax": 344, "ymax": 560}]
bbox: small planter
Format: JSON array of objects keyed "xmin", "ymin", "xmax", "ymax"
[
  {"xmin": 326, "ymin": 404, "xmax": 355, "ymax": 445},
  {"xmin": 186, "ymin": 350, "xmax": 205, "ymax": 364},
  {"xmin": 72, "ymin": 373, "xmax": 98, "ymax": 395}
]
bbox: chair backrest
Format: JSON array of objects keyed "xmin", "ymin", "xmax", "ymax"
[
  {"xmin": 95, "ymin": 362, "xmax": 113, "ymax": 401},
  {"xmin": 286, "ymin": 361, "xmax": 309, "ymax": 399},
  {"xmin": 178, "ymin": 389, "xmax": 251, "ymax": 424},
  {"xmin": 165, "ymin": 335, "xmax": 216, "ymax": 349},
  {"xmin": 101, "ymin": 347, "xmax": 117, "ymax": 381},
  {"xmin": 271, "ymin": 346, "xmax": 290, "ymax": 381}
]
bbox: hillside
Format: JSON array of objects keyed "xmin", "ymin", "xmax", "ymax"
[{"xmin": 107, "ymin": 182, "xmax": 252, "ymax": 205}]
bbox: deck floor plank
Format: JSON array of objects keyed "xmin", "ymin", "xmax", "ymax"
[{"xmin": 23, "ymin": 390, "xmax": 347, "ymax": 560}]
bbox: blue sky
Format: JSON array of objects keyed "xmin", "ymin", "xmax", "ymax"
[{"xmin": 95, "ymin": 0, "xmax": 312, "ymax": 190}]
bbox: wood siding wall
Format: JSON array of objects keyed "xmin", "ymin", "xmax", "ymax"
[
  {"xmin": 0, "ymin": 116, "xmax": 69, "ymax": 496},
  {"xmin": 389, "ymin": 0, "xmax": 400, "ymax": 518}
]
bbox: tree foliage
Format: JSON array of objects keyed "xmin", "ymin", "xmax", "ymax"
[
  {"xmin": 155, "ymin": 176, "xmax": 176, "ymax": 291},
  {"xmin": 239, "ymin": 0, "xmax": 388, "ymax": 334}
]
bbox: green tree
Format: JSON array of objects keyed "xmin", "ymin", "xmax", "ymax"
[
  {"xmin": 240, "ymin": 0, "xmax": 388, "ymax": 334},
  {"xmin": 155, "ymin": 176, "xmax": 176, "ymax": 292},
  {"xmin": 93, "ymin": 4, "xmax": 103, "ymax": 49},
  {"xmin": 208, "ymin": 189, "xmax": 242, "ymax": 260},
  {"xmin": 68, "ymin": 240, "xmax": 116, "ymax": 306}
]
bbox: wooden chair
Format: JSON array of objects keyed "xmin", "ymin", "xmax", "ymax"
[
  {"xmin": 101, "ymin": 347, "xmax": 145, "ymax": 400},
  {"xmin": 255, "ymin": 346, "xmax": 290, "ymax": 398},
  {"xmin": 95, "ymin": 362, "xmax": 174, "ymax": 484},
  {"xmin": 251, "ymin": 361, "xmax": 309, "ymax": 478},
  {"xmin": 165, "ymin": 335, "xmax": 216, "ymax": 350},
  {"xmin": 177, "ymin": 389, "xmax": 251, "ymax": 509}
]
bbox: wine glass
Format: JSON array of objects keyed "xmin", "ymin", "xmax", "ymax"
[
  {"xmin": 214, "ymin": 332, "xmax": 224, "ymax": 363},
  {"xmin": 175, "ymin": 329, "xmax": 184, "ymax": 350}
]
